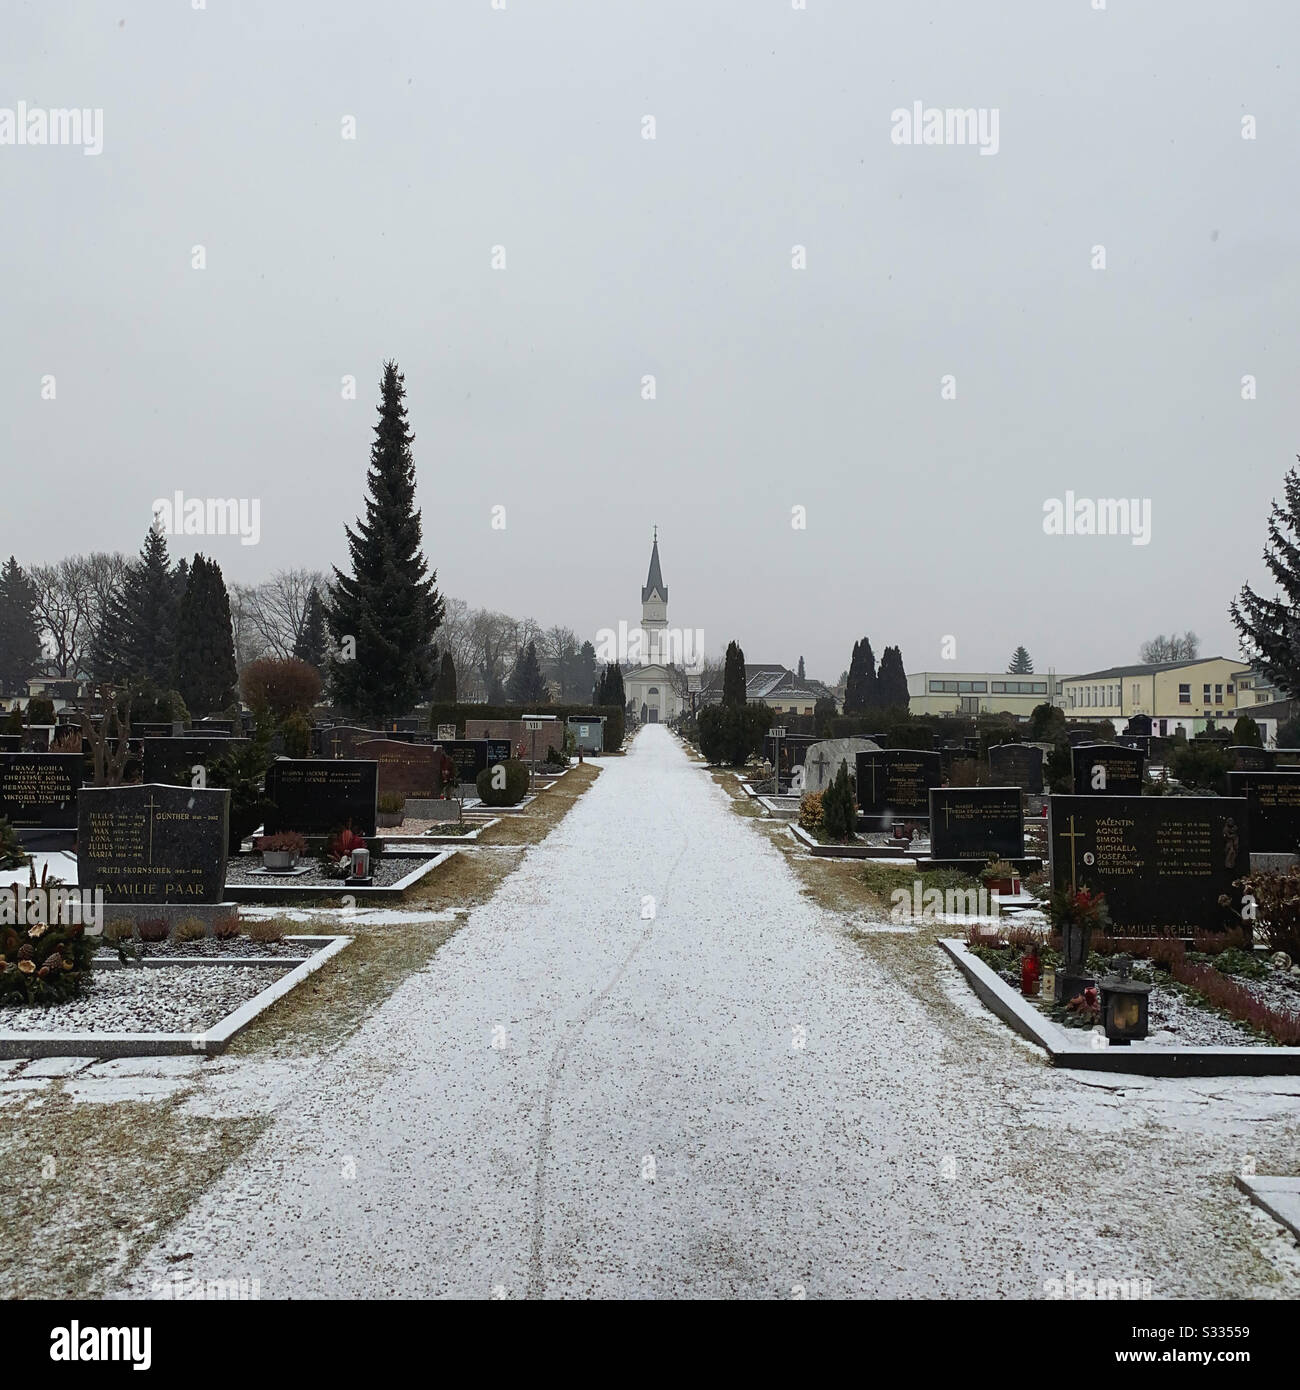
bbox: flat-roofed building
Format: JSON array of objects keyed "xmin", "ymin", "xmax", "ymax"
[{"xmin": 908, "ymin": 671, "xmax": 1071, "ymax": 718}]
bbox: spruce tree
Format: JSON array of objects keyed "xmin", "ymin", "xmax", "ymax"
[
  {"xmin": 327, "ymin": 361, "xmax": 444, "ymax": 721},
  {"xmin": 1230, "ymin": 461, "xmax": 1300, "ymax": 696},
  {"xmin": 174, "ymin": 555, "xmax": 238, "ymax": 716},
  {"xmin": 877, "ymin": 645, "xmax": 909, "ymax": 710},
  {"xmin": 433, "ymin": 650, "xmax": 458, "ymax": 703},
  {"xmin": 508, "ymin": 640, "xmax": 548, "ymax": 704},
  {"xmin": 1008, "ymin": 646, "xmax": 1034, "ymax": 674},
  {"xmin": 577, "ymin": 640, "xmax": 598, "ymax": 704},
  {"xmin": 0, "ymin": 558, "xmax": 43, "ymax": 697},
  {"xmin": 844, "ymin": 638, "xmax": 877, "ymax": 713},
  {"xmin": 101, "ymin": 523, "xmax": 179, "ymax": 685},
  {"xmin": 293, "ymin": 585, "xmax": 329, "ymax": 670},
  {"xmin": 722, "ymin": 641, "xmax": 747, "ymax": 706}
]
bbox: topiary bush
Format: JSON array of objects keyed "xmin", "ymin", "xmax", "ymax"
[
  {"xmin": 175, "ymin": 918, "xmax": 207, "ymax": 943},
  {"xmin": 820, "ymin": 762, "xmax": 857, "ymax": 840},
  {"xmin": 476, "ymin": 759, "xmax": 530, "ymax": 807}
]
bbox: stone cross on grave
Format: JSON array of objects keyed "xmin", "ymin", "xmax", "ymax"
[
  {"xmin": 810, "ymin": 750, "xmax": 830, "ymax": 786},
  {"xmin": 143, "ymin": 791, "xmax": 158, "ymax": 866}
]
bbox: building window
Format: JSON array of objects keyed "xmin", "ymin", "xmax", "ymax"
[
  {"xmin": 1179, "ymin": 684, "xmax": 1190, "ymax": 703},
  {"xmin": 1203, "ymin": 685, "xmax": 1211, "ymax": 700},
  {"xmin": 1215, "ymin": 685, "xmax": 1223, "ymax": 700}
]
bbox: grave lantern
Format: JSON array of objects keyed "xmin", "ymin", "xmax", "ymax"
[
  {"xmin": 1097, "ymin": 955, "xmax": 1153, "ymax": 1045},
  {"xmin": 349, "ymin": 847, "xmax": 371, "ymax": 883}
]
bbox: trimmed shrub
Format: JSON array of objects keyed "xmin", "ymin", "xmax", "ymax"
[
  {"xmin": 821, "ymin": 762, "xmax": 857, "ymax": 840},
  {"xmin": 798, "ymin": 792, "xmax": 824, "ymax": 831},
  {"xmin": 280, "ymin": 709, "xmax": 313, "ymax": 758},
  {"xmin": 476, "ymin": 759, "xmax": 529, "ymax": 807},
  {"xmin": 697, "ymin": 703, "xmax": 771, "ymax": 766},
  {"xmin": 212, "ymin": 914, "xmax": 240, "ymax": 941},
  {"xmin": 247, "ymin": 917, "xmax": 286, "ymax": 943}
]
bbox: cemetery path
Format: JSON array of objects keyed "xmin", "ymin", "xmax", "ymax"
[{"xmin": 120, "ymin": 727, "xmax": 1300, "ymax": 1298}]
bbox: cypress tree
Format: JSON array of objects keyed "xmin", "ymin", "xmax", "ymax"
[
  {"xmin": 877, "ymin": 645, "xmax": 909, "ymax": 710},
  {"xmin": 1008, "ymin": 645, "xmax": 1034, "ymax": 674},
  {"xmin": 577, "ymin": 640, "xmax": 597, "ymax": 704},
  {"xmin": 293, "ymin": 585, "xmax": 329, "ymax": 670},
  {"xmin": 508, "ymin": 640, "xmax": 548, "ymax": 704},
  {"xmin": 433, "ymin": 650, "xmax": 458, "ymax": 703},
  {"xmin": 844, "ymin": 638, "xmax": 877, "ymax": 713},
  {"xmin": 101, "ymin": 523, "xmax": 179, "ymax": 685},
  {"xmin": 722, "ymin": 640, "xmax": 747, "ymax": 707},
  {"xmin": 1230, "ymin": 461, "xmax": 1300, "ymax": 696},
  {"xmin": 174, "ymin": 555, "xmax": 238, "ymax": 716},
  {"xmin": 0, "ymin": 558, "xmax": 43, "ymax": 697},
  {"xmin": 327, "ymin": 361, "xmax": 444, "ymax": 722}
]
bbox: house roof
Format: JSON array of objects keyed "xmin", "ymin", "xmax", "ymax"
[
  {"xmin": 641, "ymin": 535, "xmax": 667, "ymax": 603},
  {"xmin": 1069, "ymin": 658, "xmax": 1248, "ymax": 682}
]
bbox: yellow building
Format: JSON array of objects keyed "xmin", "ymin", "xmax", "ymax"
[
  {"xmin": 1061, "ymin": 658, "xmax": 1251, "ymax": 733},
  {"xmin": 907, "ymin": 671, "xmax": 1071, "ymax": 717}
]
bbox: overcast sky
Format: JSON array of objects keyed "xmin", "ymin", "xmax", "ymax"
[{"xmin": 4, "ymin": 0, "xmax": 1298, "ymax": 683}]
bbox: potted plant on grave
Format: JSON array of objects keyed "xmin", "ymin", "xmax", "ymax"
[
  {"xmin": 256, "ymin": 830, "xmax": 307, "ymax": 871},
  {"xmin": 377, "ymin": 792, "xmax": 406, "ymax": 828},
  {"xmin": 323, "ymin": 826, "xmax": 369, "ymax": 880},
  {"xmin": 980, "ymin": 857, "xmax": 1021, "ymax": 897}
]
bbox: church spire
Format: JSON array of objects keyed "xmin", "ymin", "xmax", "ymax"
[{"xmin": 641, "ymin": 528, "xmax": 667, "ymax": 603}]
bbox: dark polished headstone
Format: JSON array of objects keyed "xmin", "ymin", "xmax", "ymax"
[
  {"xmin": 988, "ymin": 743, "xmax": 1043, "ymax": 795},
  {"xmin": 1229, "ymin": 745, "xmax": 1276, "ymax": 772},
  {"xmin": 143, "ymin": 736, "xmax": 250, "ymax": 786},
  {"xmin": 264, "ymin": 759, "xmax": 378, "ymax": 835},
  {"xmin": 0, "ymin": 753, "xmax": 82, "ymax": 837},
  {"xmin": 929, "ymin": 787, "xmax": 1025, "ymax": 861},
  {"xmin": 355, "ymin": 739, "xmax": 441, "ymax": 799},
  {"xmin": 77, "ymin": 783, "xmax": 230, "ymax": 905},
  {"xmin": 855, "ymin": 749, "xmax": 942, "ymax": 820},
  {"xmin": 1226, "ymin": 770, "xmax": 1300, "ymax": 854},
  {"xmin": 441, "ymin": 739, "xmax": 511, "ymax": 787},
  {"xmin": 1048, "ymin": 794, "xmax": 1247, "ymax": 932},
  {"xmin": 1071, "ymin": 743, "xmax": 1145, "ymax": 795}
]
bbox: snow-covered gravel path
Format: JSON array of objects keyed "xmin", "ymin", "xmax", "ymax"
[{"xmin": 120, "ymin": 727, "xmax": 1300, "ymax": 1298}]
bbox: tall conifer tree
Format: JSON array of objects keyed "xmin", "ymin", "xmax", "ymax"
[
  {"xmin": 0, "ymin": 558, "xmax": 42, "ymax": 696},
  {"xmin": 174, "ymin": 555, "xmax": 238, "ymax": 715},
  {"xmin": 327, "ymin": 361, "xmax": 444, "ymax": 721},
  {"xmin": 722, "ymin": 641, "xmax": 747, "ymax": 706},
  {"xmin": 97, "ymin": 523, "xmax": 179, "ymax": 685},
  {"xmin": 876, "ymin": 645, "xmax": 909, "ymax": 710}
]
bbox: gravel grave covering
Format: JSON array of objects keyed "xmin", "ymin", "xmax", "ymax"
[
  {"xmin": 0, "ymin": 964, "xmax": 292, "ymax": 1034},
  {"xmin": 92, "ymin": 937, "xmax": 317, "ymax": 962},
  {"xmin": 224, "ymin": 854, "xmax": 426, "ymax": 888}
]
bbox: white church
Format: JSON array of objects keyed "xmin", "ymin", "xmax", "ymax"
[{"xmin": 624, "ymin": 530, "xmax": 686, "ymax": 725}]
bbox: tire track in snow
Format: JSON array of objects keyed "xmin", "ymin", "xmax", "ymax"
[{"xmin": 525, "ymin": 732, "xmax": 693, "ymax": 1299}]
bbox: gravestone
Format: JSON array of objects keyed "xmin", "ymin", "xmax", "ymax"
[
  {"xmin": 801, "ymin": 738, "xmax": 880, "ymax": 794},
  {"xmin": 929, "ymin": 787, "xmax": 1025, "ymax": 862},
  {"xmin": 0, "ymin": 734, "xmax": 21, "ymax": 752},
  {"xmin": 192, "ymin": 719, "xmax": 235, "ymax": 735},
  {"xmin": 0, "ymin": 753, "xmax": 82, "ymax": 846},
  {"xmin": 988, "ymin": 743, "xmax": 1043, "ymax": 795},
  {"xmin": 1226, "ymin": 771, "xmax": 1300, "ymax": 857},
  {"xmin": 319, "ymin": 726, "xmax": 388, "ymax": 759},
  {"xmin": 855, "ymin": 749, "xmax": 943, "ymax": 821},
  {"xmin": 762, "ymin": 733, "xmax": 817, "ymax": 770},
  {"xmin": 135, "ymin": 721, "xmax": 183, "ymax": 739},
  {"xmin": 355, "ymin": 739, "xmax": 442, "ymax": 799},
  {"xmin": 143, "ymin": 736, "xmax": 250, "ymax": 786},
  {"xmin": 1049, "ymin": 794, "xmax": 1247, "ymax": 932},
  {"xmin": 1229, "ymin": 745, "xmax": 1275, "ymax": 772},
  {"xmin": 440, "ymin": 739, "xmax": 511, "ymax": 788},
  {"xmin": 1071, "ymin": 743, "xmax": 1145, "ymax": 795},
  {"xmin": 264, "ymin": 759, "xmax": 378, "ymax": 836},
  {"xmin": 77, "ymin": 783, "xmax": 233, "ymax": 928},
  {"xmin": 22, "ymin": 725, "xmax": 54, "ymax": 752}
]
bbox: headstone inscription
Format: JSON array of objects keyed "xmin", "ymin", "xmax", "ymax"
[
  {"xmin": 988, "ymin": 743, "xmax": 1043, "ymax": 795},
  {"xmin": 440, "ymin": 739, "xmax": 510, "ymax": 787},
  {"xmin": 143, "ymin": 737, "xmax": 250, "ymax": 786},
  {"xmin": 1048, "ymin": 794, "xmax": 1247, "ymax": 932},
  {"xmin": 264, "ymin": 760, "xmax": 378, "ymax": 836},
  {"xmin": 929, "ymin": 787, "xmax": 1025, "ymax": 862},
  {"xmin": 77, "ymin": 783, "xmax": 230, "ymax": 905},
  {"xmin": 1071, "ymin": 743, "xmax": 1145, "ymax": 795},
  {"xmin": 1225, "ymin": 771, "xmax": 1300, "ymax": 855},
  {"xmin": 355, "ymin": 739, "xmax": 441, "ymax": 799},
  {"xmin": 0, "ymin": 753, "xmax": 83, "ymax": 840},
  {"xmin": 1229, "ymin": 745, "xmax": 1276, "ymax": 772},
  {"xmin": 855, "ymin": 749, "xmax": 943, "ymax": 820}
]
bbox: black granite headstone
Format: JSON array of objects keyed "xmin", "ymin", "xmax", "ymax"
[
  {"xmin": 0, "ymin": 753, "xmax": 82, "ymax": 832},
  {"xmin": 1071, "ymin": 743, "xmax": 1145, "ymax": 795},
  {"xmin": 1049, "ymin": 794, "xmax": 1247, "ymax": 932},
  {"xmin": 0, "ymin": 734, "xmax": 21, "ymax": 752},
  {"xmin": 264, "ymin": 759, "xmax": 378, "ymax": 835},
  {"xmin": 987, "ymin": 743, "xmax": 1043, "ymax": 795},
  {"xmin": 1229, "ymin": 745, "xmax": 1275, "ymax": 772},
  {"xmin": 1226, "ymin": 771, "xmax": 1300, "ymax": 855},
  {"xmin": 929, "ymin": 787, "xmax": 1025, "ymax": 861},
  {"xmin": 855, "ymin": 749, "xmax": 943, "ymax": 819},
  {"xmin": 77, "ymin": 783, "xmax": 230, "ymax": 904},
  {"xmin": 143, "ymin": 737, "xmax": 250, "ymax": 786},
  {"xmin": 440, "ymin": 739, "xmax": 510, "ymax": 786}
]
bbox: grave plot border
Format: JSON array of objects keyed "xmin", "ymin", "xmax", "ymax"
[
  {"xmin": 0, "ymin": 934, "xmax": 351, "ymax": 1060},
  {"xmin": 940, "ymin": 938, "xmax": 1300, "ymax": 1076},
  {"xmin": 223, "ymin": 850, "xmax": 457, "ymax": 903}
]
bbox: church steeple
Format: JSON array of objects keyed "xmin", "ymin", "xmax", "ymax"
[{"xmin": 641, "ymin": 526, "xmax": 667, "ymax": 604}]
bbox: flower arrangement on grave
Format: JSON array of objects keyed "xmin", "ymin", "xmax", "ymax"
[
  {"xmin": 323, "ymin": 826, "xmax": 369, "ymax": 879},
  {"xmin": 0, "ymin": 863, "xmax": 95, "ymax": 1006},
  {"xmin": 1048, "ymin": 886, "xmax": 1111, "ymax": 995},
  {"xmin": 376, "ymin": 792, "xmax": 406, "ymax": 828},
  {"xmin": 1065, "ymin": 984, "xmax": 1100, "ymax": 1020},
  {"xmin": 437, "ymin": 753, "xmax": 458, "ymax": 799},
  {"xmin": 980, "ymin": 858, "xmax": 1021, "ymax": 895},
  {"xmin": 1229, "ymin": 867, "xmax": 1300, "ymax": 958},
  {"xmin": 256, "ymin": 831, "xmax": 307, "ymax": 869}
]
